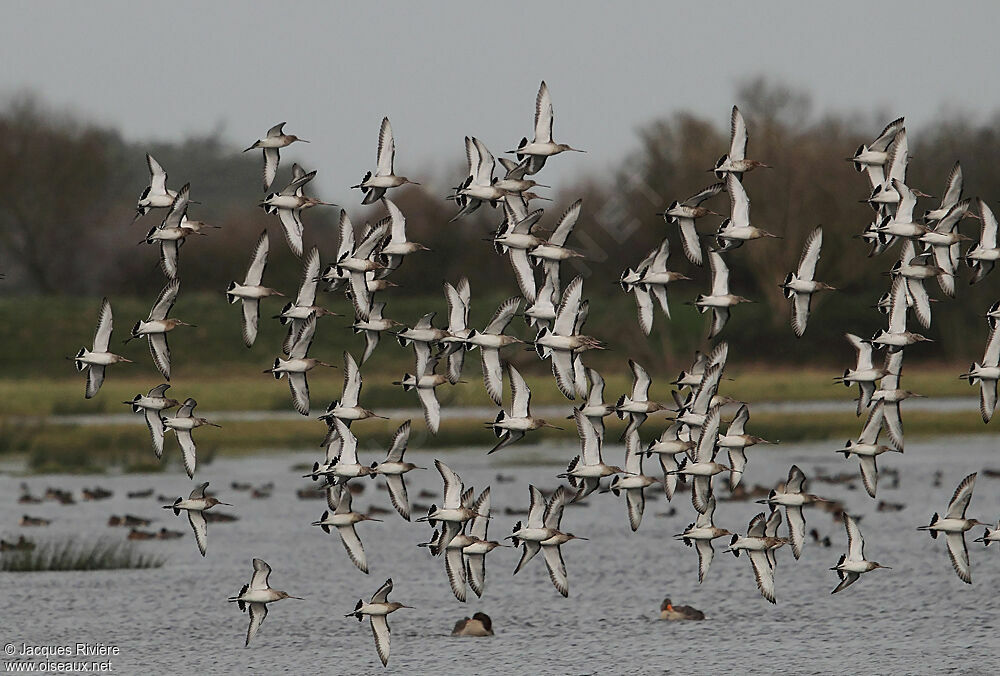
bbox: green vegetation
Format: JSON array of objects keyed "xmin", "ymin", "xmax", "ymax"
[
  {"xmin": 1, "ymin": 396, "xmax": 986, "ymax": 475},
  {"xmin": 0, "ymin": 537, "xmax": 165, "ymax": 572},
  {"xmin": 0, "ymin": 290, "xmax": 982, "ymax": 475}
]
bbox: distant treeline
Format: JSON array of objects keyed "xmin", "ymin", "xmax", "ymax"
[{"xmin": 2, "ymin": 80, "xmax": 998, "ymax": 369}]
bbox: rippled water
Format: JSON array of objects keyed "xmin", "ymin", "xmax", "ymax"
[{"xmin": 2, "ymin": 437, "xmax": 999, "ymax": 674}]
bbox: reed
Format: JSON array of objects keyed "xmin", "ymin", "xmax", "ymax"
[{"xmin": 0, "ymin": 537, "xmax": 165, "ymax": 572}]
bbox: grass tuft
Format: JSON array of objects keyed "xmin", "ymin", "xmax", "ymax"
[{"xmin": 0, "ymin": 537, "xmax": 165, "ymax": 572}]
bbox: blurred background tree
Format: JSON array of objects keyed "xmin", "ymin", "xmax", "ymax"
[{"xmin": 2, "ymin": 79, "xmax": 998, "ymax": 371}]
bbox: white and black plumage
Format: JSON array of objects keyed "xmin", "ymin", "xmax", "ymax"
[
  {"xmin": 161, "ymin": 397, "xmax": 220, "ymax": 479},
  {"xmin": 122, "ymin": 384, "xmax": 179, "ymax": 458},
  {"xmin": 320, "ymin": 209, "xmax": 357, "ymax": 292},
  {"xmin": 713, "ymin": 174, "xmax": 778, "ymax": 251},
  {"xmin": 725, "ymin": 509, "xmax": 786, "ymax": 604},
  {"xmin": 462, "ymin": 488, "xmax": 506, "ymax": 598},
  {"xmin": 865, "ymin": 128, "xmax": 910, "ymax": 211},
  {"xmin": 512, "ymin": 485, "xmax": 582, "ymax": 597},
  {"xmin": 345, "ymin": 578, "xmax": 410, "ymax": 667},
  {"xmin": 675, "ymin": 496, "xmax": 731, "ymax": 583},
  {"xmin": 276, "ymin": 246, "xmax": 337, "ymax": 355},
  {"xmin": 644, "ymin": 422, "xmax": 694, "ymax": 501},
  {"xmin": 575, "ymin": 367, "xmax": 616, "ymax": 442},
  {"xmin": 835, "ymin": 333, "xmax": 888, "ymax": 415},
  {"xmin": 162, "ymin": 481, "xmax": 230, "ymax": 557},
  {"xmin": 264, "ymin": 316, "xmax": 334, "ymax": 416},
  {"xmin": 244, "ymin": 122, "xmax": 309, "ymax": 192},
  {"xmin": 673, "ymin": 359, "xmax": 729, "ymax": 431},
  {"xmin": 891, "ymin": 239, "xmax": 943, "ymax": 330},
  {"xmin": 312, "ymin": 484, "xmax": 380, "ymax": 574},
  {"xmin": 529, "ymin": 200, "xmax": 584, "ymax": 286},
  {"xmin": 607, "ymin": 430, "xmax": 658, "ymax": 531},
  {"xmin": 331, "ymin": 215, "xmax": 390, "ymax": 320},
  {"xmin": 923, "ymin": 161, "xmax": 964, "ymax": 225},
  {"xmin": 661, "ymin": 182, "xmax": 724, "ymax": 266},
  {"xmin": 835, "ymin": 402, "xmax": 899, "ymax": 498},
  {"xmin": 228, "ymin": 558, "xmax": 303, "ymax": 647},
  {"xmin": 849, "ymin": 117, "xmax": 904, "ymax": 187},
  {"xmin": 831, "ymin": 514, "xmax": 890, "ymax": 593},
  {"xmin": 465, "ymin": 297, "xmax": 522, "ymax": 405},
  {"xmin": 72, "ymin": 298, "xmax": 132, "ymax": 398},
  {"xmin": 712, "ymin": 105, "xmax": 770, "ymax": 178},
  {"xmin": 870, "ymin": 274, "xmax": 930, "ymax": 351},
  {"xmin": 965, "ymin": 198, "xmax": 1000, "ymax": 284},
  {"xmin": 693, "ymin": 251, "xmax": 753, "ymax": 339},
  {"xmin": 486, "ymin": 364, "xmax": 560, "ymax": 454},
  {"xmin": 494, "ymin": 199, "xmax": 544, "ymax": 304},
  {"xmin": 621, "ymin": 238, "xmax": 688, "ymax": 334},
  {"xmin": 558, "ymin": 409, "xmax": 623, "ymax": 502},
  {"xmin": 620, "ymin": 247, "xmax": 656, "ymax": 335},
  {"xmin": 673, "ymin": 405, "xmax": 732, "ymax": 514},
  {"xmin": 416, "ymin": 460, "xmax": 482, "ymax": 551},
  {"xmin": 534, "ymin": 276, "xmax": 602, "ymax": 399},
  {"xmin": 378, "ymin": 198, "xmax": 429, "ymax": 275},
  {"xmin": 781, "ymin": 226, "xmax": 834, "ymax": 337},
  {"xmin": 352, "ymin": 301, "xmax": 401, "ymax": 365},
  {"xmin": 508, "ymin": 81, "xmax": 584, "ymax": 175},
  {"xmin": 960, "ymin": 320, "xmax": 1000, "ymax": 423},
  {"xmin": 133, "ymin": 153, "xmax": 178, "ymax": 220},
  {"xmin": 671, "ymin": 342, "xmax": 728, "ymax": 391},
  {"xmin": 125, "ymin": 278, "xmax": 194, "ymax": 380},
  {"xmin": 871, "ymin": 349, "xmax": 922, "ymax": 449},
  {"xmin": 227, "ymin": 230, "xmax": 285, "ymax": 348},
  {"xmin": 371, "ymin": 421, "xmax": 422, "ymax": 521},
  {"xmin": 756, "ymin": 465, "xmax": 826, "ymax": 560},
  {"xmin": 524, "ymin": 265, "xmax": 559, "ymax": 330},
  {"xmin": 396, "ymin": 312, "xmax": 448, "ymax": 381},
  {"xmin": 495, "ymin": 155, "xmax": 548, "ymax": 194},
  {"xmin": 917, "ymin": 473, "xmax": 985, "ymax": 584},
  {"xmin": 615, "ymin": 359, "xmax": 667, "ymax": 439},
  {"xmin": 351, "ymin": 117, "xmax": 418, "ymax": 204},
  {"xmin": 260, "ymin": 164, "xmax": 334, "ymax": 257},
  {"xmin": 318, "ymin": 351, "xmax": 383, "ymax": 436},
  {"xmin": 919, "ymin": 198, "xmax": 973, "ymax": 298},
  {"xmin": 718, "ymin": 403, "xmax": 770, "ymax": 490},
  {"xmin": 394, "ymin": 355, "xmax": 449, "ymax": 435},
  {"xmin": 440, "ymin": 278, "xmax": 472, "ymax": 384},
  {"xmin": 450, "ymin": 137, "xmax": 504, "ymax": 220},
  {"xmin": 510, "ymin": 486, "xmax": 561, "ymax": 572},
  {"xmin": 143, "ymin": 183, "xmax": 194, "ymax": 280}
]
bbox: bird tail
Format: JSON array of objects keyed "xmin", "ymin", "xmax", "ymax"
[
  {"xmin": 851, "ymin": 145, "xmax": 866, "ymax": 171},
  {"xmin": 782, "ymin": 273, "xmax": 795, "ymax": 298},
  {"xmin": 918, "ymin": 512, "xmax": 939, "ymax": 538}
]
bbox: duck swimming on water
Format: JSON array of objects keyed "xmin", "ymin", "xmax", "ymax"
[
  {"xmin": 659, "ymin": 598, "xmax": 705, "ymax": 621},
  {"xmin": 452, "ymin": 612, "xmax": 494, "ymax": 636}
]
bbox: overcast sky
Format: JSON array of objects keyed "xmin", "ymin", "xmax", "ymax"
[{"xmin": 3, "ymin": 1, "xmax": 999, "ymax": 202}]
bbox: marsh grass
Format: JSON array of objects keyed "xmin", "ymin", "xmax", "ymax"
[
  {"xmin": 4, "ymin": 405, "xmax": 983, "ymax": 475},
  {"xmin": 0, "ymin": 367, "xmax": 975, "ymax": 418},
  {"xmin": 0, "ymin": 537, "xmax": 165, "ymax": 572}
]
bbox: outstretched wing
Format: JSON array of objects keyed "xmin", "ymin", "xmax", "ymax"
[
  {"xmin": 534, "ymin": 81, "xmax": 553, "ymax": 144},
  {"xmin": 729, "ymin": 105, "xmax": 748, "ymax": 162},
  {"xmin": 93, "ymin": 298, "xmax": 114, "ymax": 352},
  {"xmin": 376, "ymin": 117, "xmax": 395, "ymax": 176},
  {"xmin": 246, "ymin": 602, "xmax": 267, "ymax": 647},
  {"xmin": 187, "ymin": 509, "xmax": 208, "ymax": 556}
]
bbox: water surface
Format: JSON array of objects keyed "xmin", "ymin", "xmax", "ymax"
[{"xmin": 2, "ymin": 437, "xmax": 999, "ymax": 674}]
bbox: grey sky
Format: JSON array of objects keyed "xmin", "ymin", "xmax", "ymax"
[{"xmin": 3, "ymin": 1, "xmax": 998, "ymax": 202}]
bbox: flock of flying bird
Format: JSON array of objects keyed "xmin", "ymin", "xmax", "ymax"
[{"xmin": 66, "ymin": 82, "xmax": 1000, "ymax": 666}]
